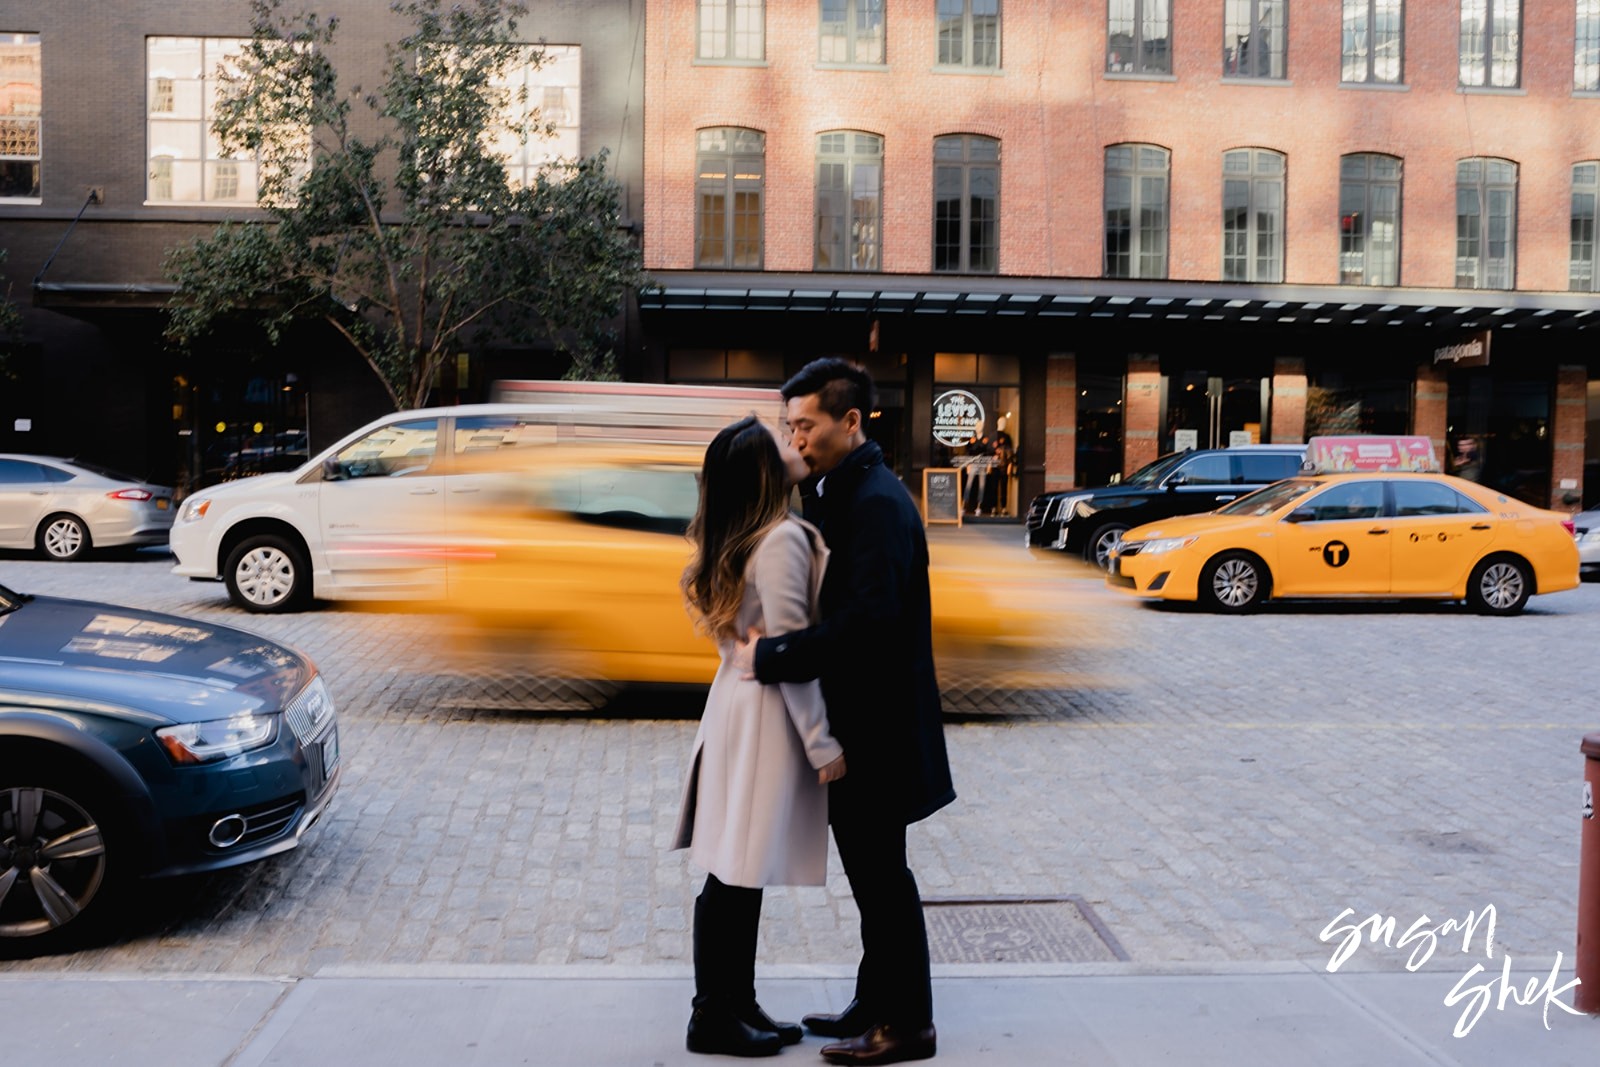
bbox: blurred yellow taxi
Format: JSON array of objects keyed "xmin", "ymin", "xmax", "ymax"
[
  {"xmin": 440, "ymin": 439, "xmax": 1074, "ymax": 693},
  {"xmin": 1108, "ymin": 437, "xmax": 1579, "ymax": 615}
]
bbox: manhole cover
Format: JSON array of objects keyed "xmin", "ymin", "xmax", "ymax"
[{"xmin": 922, "ymin": 896, "xmax": 1128, "ymax": 963}]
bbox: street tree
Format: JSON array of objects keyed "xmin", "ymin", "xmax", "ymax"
[{"xmin": 164, "ymin": 0, "xmax": 645, "ymax": 410}]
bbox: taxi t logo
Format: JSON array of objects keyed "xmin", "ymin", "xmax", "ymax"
[{"xmin": 1322, "ymin": 541, "xmax": 1350, "ymax": 567}]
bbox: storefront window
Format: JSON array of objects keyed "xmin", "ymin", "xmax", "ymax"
[
  {"xmin": 1077, "ymin": 372, "xmax": 1124, "ymax": 487},
  {"xmin": 931, "ymin": 353, "xmax": 1020, "ymax": 517}
]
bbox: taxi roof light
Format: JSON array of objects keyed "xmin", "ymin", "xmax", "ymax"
[{"xmin": 1305, "ymin": 435, "xmax": 1440, "ymax": 475}]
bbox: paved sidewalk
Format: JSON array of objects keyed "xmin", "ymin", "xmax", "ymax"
[{"xmin": 9, "ymin": 963, "xmax": 1597, "ymax": 1066}]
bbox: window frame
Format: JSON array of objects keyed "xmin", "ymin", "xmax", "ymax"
[
  {"xmin": 696, "ymin": 127, "xmax": 766, "ymax": 270},
  {"xmin": 1221, "ymin": 148, "xmax": 1285, "ymax": 284},
  {"xmin": 820, "ymin": 0, "xmax": 886, "ymax": 65},
  {"xmin": 1103, "ymin": 143, "xmax": 1170, "ymax": 280},
  {"xmin": 815, "ymin": 131, "xmax": 884, "ymax": 272},
  {"xmin": 0, "ymin": 32, "xmax": 41, "ymax": 201},
  {"xmin": 1338, "ymin": 153, "xmax": 1402, "ymax": 286},
  {"xmin": 1578, "ymin": 0, "xmax": 1600, "ymax": 91},
  {"xmin": 698, "ymin": 0, "xmax": 766, "ymax": 62},
  {"xmin": 1571, "ymin": 162, "xmax": 1598, "ymax": 292},
  {"xmin": 1107, "ymin": 0, "xmax": 1172, "ymax": 76},
  {"xmin": 1341, "ymin": 0, "xmax": 1404, "ymax": 85},
  {"xmin": 932, "ymin": 134, "xmax": 1000, "ymax": 275},
  {"xmin": 1459, "ymin": 0, "xmax": 1521, "ymax": 88},
  {"xmin": 936, "ymin": 0, "xmax": 1001, "ymax": 70},
  {"xmin": 1455, "ymin": 157, "xmax": 1517, "ymax": 290},
  {"xmin": 1223, "ymin": 0, "xmax": 1287, "ymax": 80}
]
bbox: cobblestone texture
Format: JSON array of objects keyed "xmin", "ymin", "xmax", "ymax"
[{"xmin": 3, "ymin": 533, "xmax": 1598, "ymax": 978}]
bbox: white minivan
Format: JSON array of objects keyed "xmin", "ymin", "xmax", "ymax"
[{"xmin": 169, "ymin": 382, "xmax": 781, "ymax": 612}]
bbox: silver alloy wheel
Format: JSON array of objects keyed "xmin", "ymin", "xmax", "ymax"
[
  {"xmin": 1478, "ymin": 561, "xmax": 1526, "ymax": 611},
  {"xmin": 1092, "ymin": 527, "xmax": 1126, "ymax": 569},
  {"xmin": 42, "ymin": 517, "xmax": 85, "ymax": 560},
  {"xmin": 1211, "ymin": 557, "xmax": 1260, "ymax": 608},
  {"xmin": 0, "ymin": 787, "xmax": 107, "ymax": 938},
  {"xmin": 234, "ymin": 545, "xmax": 299, "ymax": 607}
]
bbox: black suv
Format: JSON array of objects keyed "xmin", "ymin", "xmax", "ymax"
[{"xmin": 1025, "ymin": 445, "xmax": 1307, "ymax": 567}]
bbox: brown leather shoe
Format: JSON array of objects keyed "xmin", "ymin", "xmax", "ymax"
[
  {"xmin": 802, "ymin": 998, "xmax": 874, "ymax": 1038},
  {"xmin": 820, "ymin": 1022, "xmax": 937, "ymax": 1065}
]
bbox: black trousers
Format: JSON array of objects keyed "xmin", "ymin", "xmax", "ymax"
[
  {"xmin": 693, "ymin": 873, "xmax": 764, "ymax": 1009},
  {"xmin": 832, "ymin": 801, "xmax": 934, "ymax": 1027}
]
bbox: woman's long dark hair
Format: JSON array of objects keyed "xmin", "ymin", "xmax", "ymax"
[{"xmin": 682, "ymin": 415, "xmax": 791, "ymax": 641}]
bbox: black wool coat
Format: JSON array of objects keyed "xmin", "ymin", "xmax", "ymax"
[{"xmin": 753, "ymin": 440, "xmax": 956, "ymax": 825}]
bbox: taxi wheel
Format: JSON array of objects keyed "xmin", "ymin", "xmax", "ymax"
[
  {"xmin": 1467, "ymin": 555, "xmax": 1531, "ymax": 616},
  {"xmin": 1200, "ymin": 551, "xmax": 1269, "ymax": 613}
]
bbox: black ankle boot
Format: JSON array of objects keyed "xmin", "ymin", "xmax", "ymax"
[
  {"xmin": 738, "ymin": 1001, "xmax": 803, "ymax": 1045},
  {"xmin": 686, "ymin": 1003, "xmax": 784, "ymax": 1057}
]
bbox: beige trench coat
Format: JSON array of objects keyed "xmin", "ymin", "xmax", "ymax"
[{"xmin": 672, "ymin": 517, "xmax": 842, "ymax": 887}]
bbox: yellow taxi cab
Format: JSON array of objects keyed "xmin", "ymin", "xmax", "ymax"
[
  {"xmin": 439, "ymin": 439, "xmax": 1075, "ymax": 693},
  {"xmin": 1107, "ymin": 436, "xmax": 1580, "ymax": 615}
]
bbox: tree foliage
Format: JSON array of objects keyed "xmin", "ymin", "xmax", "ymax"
[{"xmin": 164, "ymin": 0, "xmax": 645, "ymax": 410}]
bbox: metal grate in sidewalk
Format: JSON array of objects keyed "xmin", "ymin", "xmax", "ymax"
[{"xmin": 922, "ymin": 896, "xmax": 1130, "ymax": 964}]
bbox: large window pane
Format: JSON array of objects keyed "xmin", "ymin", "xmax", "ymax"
[
  {"xmin": 1224, "ymin": 0, "xmax": 1287, "ymax": 78},
  {"xmin": 821, "ymin": 0, "xmax": 885, "ymax": 64},
  {"xmin": 938, "ymin": 0, "xmax": 1000, "ymax": 68},
  {"xmin": 1579, "ymin": 0, "xmax": 1600, "ymax": 90},
  {"xmin": 697, "ymin": 127, "xmax": 765, "ymax": 268},
  {"xmin": 1460, "ymin": 0, "xmax": 1520, "ymax": 87},
  {"xmin": 700, "ymin": 0, "xmax": 764, "ymax": 60},
  {"xmin": 1456, "ymin": 157, "xmax": 1516, "ymax": 288},
  {"xmin": 1221, "ymin": 149, "xmax": 1284, "ymax": 283},
  {"xmin": 1339, "ymin": 153, "xmax": 1402, "ymax": 285},
  {"xmin": 0, "ymin": 32, "xmax": 41, "ymax": 199},
  {"xmin": 1108, "ymin": 0, "xmax": 1171, "ymax": 74},
  {"xmin": 815, "ymin": 131, "xmax": 882, "ymax": 270},
  {"xmin": 932, "ymin": 135, "xmax": 999, "ymax": 273},
  {"xmin": 1103, "ymin": 144, "xmax": 1169, "ymax": 279},
  {"xmin": 1572, "ymin": 163, "xmax": 1598, "ymax": 291}
]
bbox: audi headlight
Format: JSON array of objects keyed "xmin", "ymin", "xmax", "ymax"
[
  {"xmin": 180, "ymin": 497, "xmax": 212, "ymax": 523},
  {"xmin": 156, "ymin": 714, "xmax": 277, "ymax": 765},
  {"xmin": 1139, "ymin": 536, "xmax": 1198, "ymax": 555}
]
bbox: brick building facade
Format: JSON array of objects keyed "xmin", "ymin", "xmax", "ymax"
[
  {"xmin": 642, "ymin": 0, "xmax": 1600, "ymax": 517},
  {"xmin": 0, "ymin": 0, "xmax": 643, "ymax": 491}
]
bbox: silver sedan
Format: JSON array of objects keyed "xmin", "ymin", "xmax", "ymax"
[
  {"xmin": 0, "ymin": 454, "xmax": 175, "ymax": 560},
  {"xmin": 1577, "ymin": 508, "xmax": 1600, "ymax": 581}
]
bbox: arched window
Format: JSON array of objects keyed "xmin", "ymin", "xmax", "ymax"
[
  {"xmin": 1222, "ymin": 148, "xmax": 1284, "ymax": 283},
  {"xmin": 1339, "ymin": 153, "xmax": 1402, "ymax": 286},
  {"xmin": 696, "ymin": 128, "xmax": 765, "ymax": 269},
  {"xmin": 1456, "ymin": 157, "xmax": 1516, "ymax": 289},
  {"xmin": 1104, "ymin": 144, "xmax": 1169, "ymax": 279},
  {"xmin": 816, "ymin": 132, "xmax": 883, "ymax": 271},
  {"xmin": 1570, "ymin": 163, "xmax": 1597, "ymax": 291},
  {"xmin": 933, "ymin": 135, "xmax": 999, "ymax": 274}
]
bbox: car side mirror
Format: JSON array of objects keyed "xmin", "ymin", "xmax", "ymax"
[
  {"xmin": 1165, "ymin": 473, "xmax": 1188, "ymax": 489},
  {"xmin": 1286, "ymin": 508, "xmax": 1312, "ymax": 523},
  {"xmin": 321, "ymin": 457, "xmax": 346, "ymax": 482}
]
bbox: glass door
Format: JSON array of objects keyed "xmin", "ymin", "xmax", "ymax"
[{"xmin": 1165, "ymin": 371, "xmax": 1264, "ymax": 451}]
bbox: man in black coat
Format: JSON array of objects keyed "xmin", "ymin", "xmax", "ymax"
[{"xmin": 735, "ymin": 358, "xmax": 955, "ymax": 1065}]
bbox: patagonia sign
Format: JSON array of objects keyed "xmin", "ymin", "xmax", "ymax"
[{"xmin": 1433, "ymin": 333, "xmax": 1491, "ymax": 368}]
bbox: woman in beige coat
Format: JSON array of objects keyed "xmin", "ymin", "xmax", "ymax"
[{"xmin": 674, "ymin": 415, "xmax": 847, "ymax": 1058}]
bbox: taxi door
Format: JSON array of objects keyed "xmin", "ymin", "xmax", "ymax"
[
  {"xmin": 317, "ymin": 417, "xmax": 447, "ymax": 597},
  {"xmin": 1271, "ymin": 479, "xmax": 1391, "ymax": 595},
  {"xmin": 1384, "ymin": 479, "xmax": 1497, "ymax": 595}
]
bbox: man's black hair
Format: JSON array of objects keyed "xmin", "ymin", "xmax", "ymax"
[{"xmin": 780, "ymin": 357, "xmax": 877, "ymax": 422}]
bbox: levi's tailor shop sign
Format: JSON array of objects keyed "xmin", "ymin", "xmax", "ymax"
[
  {"xmin": 1307, "ymin": 435, "xmax": 1439, "ymax": 473},
  {"xmin": 933, "ymin": 389, "xmax": 985, "ymax": 447}
]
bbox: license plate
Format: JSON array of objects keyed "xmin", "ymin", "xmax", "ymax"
[
  {"xmin": 321, "ymin": 726, "xmax": 340, "ymax": 773},
  {"xmin": 156, "ymin": 498, "xmax": 170, "ymax": 510}
]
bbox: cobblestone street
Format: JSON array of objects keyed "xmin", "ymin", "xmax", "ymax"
[{"xmin": 4, "ymin": 533, "xmax": 1599, "ymax": 978}]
